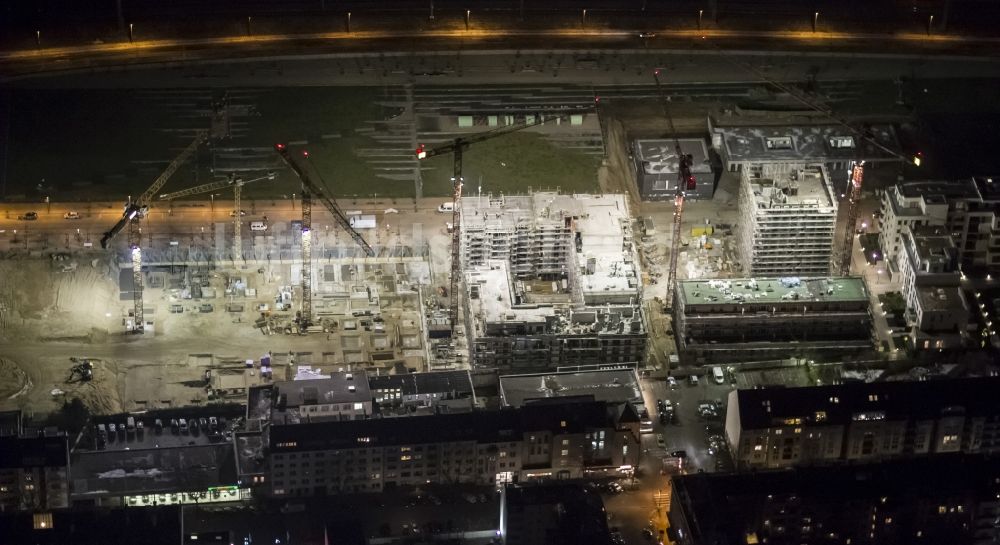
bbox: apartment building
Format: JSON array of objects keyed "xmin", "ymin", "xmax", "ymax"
[
  {"xmin": 897, "ymin": 226, "xmax": 970, "ymax": 351},
  {"xmin": 879, "ymin": 177, "xmax": 1000, "ymax": 273},
  {"xmin": 632, "ymin": 138, "xmax": 715, "ymax": 200},
  {"xmin": 674, "ymin": 277, "xmax": 872, "ymax": 363},
  {"xmin": 708, "ymin": 117, "xmax": 902, "ymax": 175},
  {"xmin": 266, "ymin": 399, "xmax": 640, "ymax": 497},
  {"xmin": 461, "ymin": 193, "xmax": 646, "ymax": 373},
  {"xmin": 725, "ymin": 377, "xmax": 1000, "ymax": 470},
  {"xmin": 736, "ymin": 163, "xmax": 838, "ymax": 276},
  {"xmin": 0, "ymin": 412, "xmax": 70, "ymax": 513},
  {"xmin": 669, "ymin": 455, "xmax": 1000, "ymax": 545}
]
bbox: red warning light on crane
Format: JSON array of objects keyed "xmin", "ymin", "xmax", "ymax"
[
  {"xmin": 416, "ymin": 145, "xmax": 427, "ymax": 160},
  {"xmin": 302, "ymin": 150, "xmax": 310, "ymax": 158},
  {"xmin": 275, "ymin": 143, "xmax": 286, "ymax": 151}
]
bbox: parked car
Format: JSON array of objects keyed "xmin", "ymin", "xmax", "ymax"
[
  {"xmin": 689, "ymin": 374, "xmax": 699, "ymax": 386},
  {"xmin": 18, "ymin": 211, "xmax": 38, "ymax": 221},
  {"xmin": 170, "ymin": 419, "xmax": 179, "ymax": 434},
  {"xmin": 667, "ymin": 376, "xmax": 678, "ymax": 389},
  {"xmin": 656, "ymin": 434, "xmax": 666, "ymax": 449},
  {"xmin": 229, "ymin": 209, "xmax": 247, "ymax": 217},
  {"xmin": 154, "ymin": 419, "xmax": 163, "ymax": 434},
  {"xmin": 63, "ymin": 211, "xmax": 81, "ymax": 219},
  {"xmin": 178, "ymin": 418, "xmax": 188, "ymax": 434}
]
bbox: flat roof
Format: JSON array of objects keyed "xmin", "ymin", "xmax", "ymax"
[
  {"xmin": 274, "ymin": 372, "xmax": 372, "ymax": 406},
  {"xmin": 467, "ymin": 263, "xmax": 555, "ymax": 324},
  {"xmin": 711, "ymin": 120, "xmax": 901, "ymax": 163},
  {"xmin": 678, "ymin": 277, "xmax": 868, "ymax": 306},
  {"xmin": 499, "ymin": 369, "xmax": 642, "ymax": 408},
  {"xmin": 903, "ymin": 229, "xmax": 957, "ymax": 267},
  {"xmin": 733, "ymin": 376, "xmax": 1000, "ymax": 430},
  {"xmin": 368, "ymin": 370, "xmax": 474, "ymax": 397},
  {"xmin": 635, "ymin": 138, "xmax": 712, "ymax": 175},
  {"xmin": 71, "ymin": 443, "xmax": 237, "ymax": 498},
  {"xmin": 895, "ymin": 178, "xmax": 982, "ymax": 201},
  {"xmin": 745, "ymin": 164, "xmax": 836, "ymax": 210},
  {"xmin": 917, "ymin": 286, "xmax": 967, "ymax": 312},
  {"xmin": 672, "ymin": 454, "xmax": 1000, "ymax": 545}
]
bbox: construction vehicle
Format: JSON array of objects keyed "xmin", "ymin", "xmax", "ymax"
[
  {"xmin": 67, "ymin": 358, "xmax": 94, "ymax": 383},
  {"xmin": 158, "ymin": 171, "xmax": 276, "ymax": 260},
  {"xmin": 100, "ymin": 131, "xmax": 207, "ymax": 333},
  {"xmin": 274, "ymin": 143, "xmax": 374, "ymax": 330},
  {"xmin": 653, "ymin": 69, "xmax": 696, "ymax": 311},
  {"xmin": 414, "ymin": 107, "xmax": 592, "ymax": 336}
]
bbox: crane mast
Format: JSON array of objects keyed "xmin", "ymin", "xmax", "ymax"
[
  {"xmin": 839, "ymin": 161, "xmax": 865, "ymax": 275},
  {"xmin": 275, "ymin": 144, "xmax": 374, "ymax": 329},
  {"xmin": 101, "ymin": 131, "xmax": 206, "ymax": 333},
  {"xmin": 653, "ymin": 70, "xmax": 695, "ymax": 311}
]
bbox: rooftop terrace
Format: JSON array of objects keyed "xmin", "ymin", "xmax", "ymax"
[
  {"xmin": 678, "ymin": 277, "xmax": 869, "ymax": 306},
  {"xmin": 635, "ymin": 138, "xmax": 712, "ymax": 175},
  {"xmin": 711, "ymin": 120, "xmax": 900, "ymax": 163}
]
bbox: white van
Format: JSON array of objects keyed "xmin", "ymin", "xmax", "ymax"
[
  {"xmin": 437, "ymin": 202, "xmax": 454, "ymax": 213},
  {"xmin": 249, "ymin": 221, "xmax": 268, "ymax": 232},
  {"xmin": 712, "ymin": 366, "xmax": 725, "ymax": 384}
]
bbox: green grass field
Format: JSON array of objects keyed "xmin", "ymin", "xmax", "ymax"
[
  {"xmin": 5, "ymin": 88, "xmax": 600, "ymax": 201},
  {"xmin": 419, "ymin": 132, "xmax": 600, "ymax": 197}
]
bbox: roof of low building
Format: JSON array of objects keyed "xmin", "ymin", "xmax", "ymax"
[
  {"xmin": 0, "ymin": 434, "xmax": 68, "ymax": 468},
  {"xmin": 672, "ymin": 454, "xmax": 1000, "ymax": 545},
  {"xmin": 635, "ymin": 138, "xmax": 712, "ymax": 175},
  {"xmin": 368, "ymin": 370, "xmax": 474, "ymax": 397},
  {"xmin": 503, "ymin": 483, "xmax": 611, "ymax": 545},
  {"xmin": 732, "ymin": 376, "xmax": 1000, "ymax": 430},
  {"xmin": 499, "ymin": 369, "xmax": 642, "ymax": 408},
  {"xmin": 269, "ymin": 399, "xmax": 624, "ymax": 452},
  {"xmin": 710, "ymin": 119, "xmax": 901, "ymax": 163},
  {"xmin": 274, "ymin": 372, "xmax": 372, "ymax": 407},
  {"xmin": 70, "ymin": 443, "xmax": 237, "ymax": 498}
]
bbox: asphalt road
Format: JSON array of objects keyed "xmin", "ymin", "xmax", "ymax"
[
  {"xmin": 8, "ymin": 42, "xmax": 1000, "ymax": 89},
  {"xmin": 0, "ymin": 198, "xmax": 452, "ymax": 252}
]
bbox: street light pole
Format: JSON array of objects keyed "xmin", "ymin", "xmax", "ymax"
[
  {"xmin": 465, "ymin": 10, "xmax": 471, "ymax": 31},
  {"xmin": 698, "ymin": 9, "xmax": 703, "ymax": 30},
  {"xmin": 813, "ymin": 12, "xmax": 819, "ymax": 32}
]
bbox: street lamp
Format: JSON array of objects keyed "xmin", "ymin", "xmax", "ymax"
[
  {"xmin": 698, "ymin": 9, "xmax": 703, "ymax": 30},
  {"xmin": 465, "ymin": 10, "xmax": 471, "ymax": 31},
  {"xmin": 813, "ymin": 11, "xmax": 819, "ymax": 32},
  {"xmin": 128, "ymin": 23, "xmax": 134, "ymax": 43}
]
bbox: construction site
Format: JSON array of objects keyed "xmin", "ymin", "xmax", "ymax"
[{"xmin": 461, "ymin": 193, "xmax": 646, "ymax": 374}]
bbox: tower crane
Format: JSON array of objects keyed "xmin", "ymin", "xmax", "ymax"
[
  {"xmin": 158, "ymin": 171, "xmax": 276, "ymax": 260},
  {"xmin": 274, "ymin": 143, "xmax": 374, "ymax": 329},
  {"xmin": 653, "ymin": 70, "xmax": 697, "ymax": 311},
  {"xmin": 415, "ymin": 108, "xmax": 591, "ymax": 336},
  {"xmin": 100, "ymin": 131, "xmax": 207, "ymax": 333}
]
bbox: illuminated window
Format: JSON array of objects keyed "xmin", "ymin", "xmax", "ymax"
[
  {"xmin": 357, "ymin": 437, "xmax": 371, "ymax": 444},
  {"xmin": 938, "ymin": 506, "xmax": 946, "ymax": 514},
  {"xmin": 829, "ymin": 397, "xmax": 840, "ymax": 404},
  {"xmin": 560, "ymin": 420, "xmax": 567, "ymax": 428},
  {"xmin": 561, "ymin": 449, "xmax": 569, "ymax": 456},
  {"xmin": 754, "ymin": 445, "xmax": 763, "ymax": 452},
  {"xmin": 400, "ymin": 455, "xmax": 412, "ymax": 461},
  {"xmin": 943, "ymin": 434, "xmax": 960, "ymax": 446}
]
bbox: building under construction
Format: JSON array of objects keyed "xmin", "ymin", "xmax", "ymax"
[
  {"xmin": 737, "ymin": 163, "xmax": 838, "ymax": 277},
  {"xmin": 461, "ymin": 193, "xmax": 646, "ymax": 373}
]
